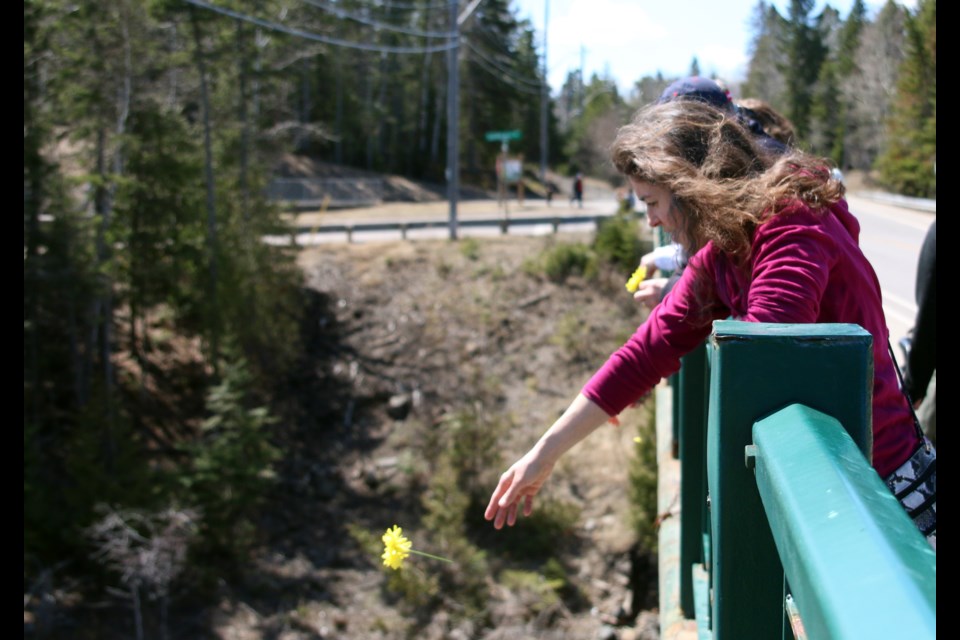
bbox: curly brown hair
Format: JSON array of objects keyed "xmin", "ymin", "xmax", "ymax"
[{"xmin": 611, "ymin": 101, "xmax": 844, "ymax": 263}]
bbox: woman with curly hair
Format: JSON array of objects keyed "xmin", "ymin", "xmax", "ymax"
[{"xmin": 485, "ymin": 100, "xmax": 935, "ymax": 547}]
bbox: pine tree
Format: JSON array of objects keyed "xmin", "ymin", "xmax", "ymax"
[
  {"xmin": 781, "ymin": 0, "xmax": 828, "ymax": 141},
  {"xmin": 877, "ymin": 0, "xmax": 936, "ymax": 196},
  {"xmin": 843, "ymin": 0, "xmax": 908, "ymax": 170},
  {"xmin": 743, "ymin": 1, "xmax": 789, "ymax": 114}
]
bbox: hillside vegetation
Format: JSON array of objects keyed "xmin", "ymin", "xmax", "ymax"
[{"xmin": 27, "ymin": 222, "xmax": 667, "ymax": 639}]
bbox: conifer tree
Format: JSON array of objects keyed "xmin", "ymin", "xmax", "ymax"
[
  {"xmin": 877, "ymin": 0, "xmax": 936, "ymax": 196},
  {"xmin": 781, "ymin": 0, "xmax": 827, "ymax": 141},
  {"xmin": 743, "ymin": 1, "xmax": 789, "ymax": 114}
]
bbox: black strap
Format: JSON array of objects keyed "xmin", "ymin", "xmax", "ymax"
[{"xmin": 887, "ymin": 339, "xmax": 928, "ymax": 445}]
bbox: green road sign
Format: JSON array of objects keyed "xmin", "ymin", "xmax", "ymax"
[{"xmin": 484, "ymin": 129, "xmax": 522, "ymax": 142}]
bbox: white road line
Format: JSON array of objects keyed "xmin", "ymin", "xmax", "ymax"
[{"xmin": 883, "ymin": 289, "xmax": 917, "ymax": 314}]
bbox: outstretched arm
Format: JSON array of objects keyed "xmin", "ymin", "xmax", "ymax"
[{"xmin": 484, "ymin": 394, "xmax": 611, "ymax": 529}]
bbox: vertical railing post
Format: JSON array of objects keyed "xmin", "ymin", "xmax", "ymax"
[
  {"xmin": 676, "ymin": 341, "xmax": 708, "ymax": 617},
  {"xmin": 706, "ymin": 321, "xmax": 873, "ymax": 639}
]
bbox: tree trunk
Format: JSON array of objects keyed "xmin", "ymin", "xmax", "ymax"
[
  {"xmin": 190, "ymin": 5, "xmax": 220, "ymax": 372},
  {"xmin": 236, "ymin": 20, "xmax": 250, "ymax": 223}
]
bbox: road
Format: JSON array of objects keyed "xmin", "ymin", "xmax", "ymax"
[
  {"xmin": 279, "ymin": 196, "xmax": 621, "ymax": 242},
  {"xmin": 275, "ymin": 191, "xmax": 934, "ymax": 367},
  {"xmin": 845, "ymin": 194, "xmax": 935, "ymax": 366}
]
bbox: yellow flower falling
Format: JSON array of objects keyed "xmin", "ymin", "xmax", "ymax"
[
  {"xmin": 381, "ymin": 525, "xmax": 412, "ymax": 570},
  {"xmin": 380, "ymin": 525, "xmax": 454, "ymax": 571},
  {"xmin": 625, "ymin": 265, "xmax": 647, "ymax": 293}
]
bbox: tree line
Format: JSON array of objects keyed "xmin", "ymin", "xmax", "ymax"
[
  {"xmin": 744, "ymin": 0, "xmax": 935, "ymax": 197},
  {"xmin": 558, "ymin": 0, "xmax": 936, "ymax": 198}
]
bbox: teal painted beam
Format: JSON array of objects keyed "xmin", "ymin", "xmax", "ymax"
[
  {"xmin": 706, "ymin": 321, "xmax": 873, "ymax": 639},
  {"xmin": 752, "ymin": 404, "xmax": 936, "ymax": 640},
  {"xmin": 692, "ymin": 564, "xmax": 713, "ymax": 640}
]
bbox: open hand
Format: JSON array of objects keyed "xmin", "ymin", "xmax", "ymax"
[{"xmin": 484, "ymin": 449, "xmax": 555, "ymax": 529}]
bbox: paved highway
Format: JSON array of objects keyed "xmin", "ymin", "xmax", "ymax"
[{"xmin": 845, "ymin": 194, "xmax": 935, "ymax": 365}]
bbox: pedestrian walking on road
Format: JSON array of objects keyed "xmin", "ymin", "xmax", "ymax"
[{"xmin": 570, "ymin": 173, "xmax": 583, "ymax": 208}]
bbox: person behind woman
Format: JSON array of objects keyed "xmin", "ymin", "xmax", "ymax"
[
  {"xmin": 903, "ymin": 219, "xmax": 936, "ymax": 446},
  {"xmin": 736, "ymin": 97, "xmax": 797, "ymax": 147},
  {"xmin": 485, "ymin": 100, "xmax": 936, "ymax": 547}
]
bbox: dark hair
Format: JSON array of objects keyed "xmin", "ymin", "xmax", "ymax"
[{"xmin": 737, "ymin": 98, "xmax": 797, "ymax": 147}]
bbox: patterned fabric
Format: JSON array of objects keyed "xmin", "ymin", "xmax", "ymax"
[{"xmin": 884, "ymin": 437, "xmax": 936, "ymax": 550}]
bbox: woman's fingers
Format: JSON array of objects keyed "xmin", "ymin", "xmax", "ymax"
[
  {"xmin": 634, "ymin": 278, "xmax": 667, "ymax": 309},
  {"xmin": 486, "ymin": 466, "xmax": 538, "ymax": 529},
  {"xmin": 505, "ymin": 501, "xmax": 519, "ymax": 527},
  {"xmin": 485, "ymin": 471, "xmax": 513, "ymax": 521}
]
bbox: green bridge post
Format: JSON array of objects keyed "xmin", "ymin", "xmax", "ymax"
[
  {"xmin": 705, "ymin": 321, "xmax": 873, "ymax": 639},
  {"xmin": 677, "ymin": 341, "xmax": 708, "ymax": 617}
]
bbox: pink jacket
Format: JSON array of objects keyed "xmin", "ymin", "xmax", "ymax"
[{"xmin": 582, "ymin": 199, "xmax": 918, "ymax": 476}]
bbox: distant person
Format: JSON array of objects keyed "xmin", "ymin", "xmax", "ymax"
[
  {"xmin": 654, "ymin": 76, "xmax": 787, "ymax": 155},
  {"xmin": 570, "ymin": 173, "xmax": 584, "ymax": 208},
  {"xmin": 903, "ymin": 219, "xmax": 936, "ymax": 446}
]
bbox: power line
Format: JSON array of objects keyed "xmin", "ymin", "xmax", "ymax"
[
  {"xmin": 467, "ymin": 18, "xmax": 526, "ymax": 52},
  {"xmin": 300, "ymin": 0, "xmax": 451, "ymax": 39},
  {"xmin": 366, "ymin": 0, "xmax": 452, "ymax": 10},
  {"xmin": 464, "ymin": 42, "xmax": 542, "ymax": 95},
  {"xmin": 183, "ymin": 0, "xmax": 457, "ymax": 54},
  {"xmin": 463, "ymin": 39, "xmax": 542, "ymax": 90}
]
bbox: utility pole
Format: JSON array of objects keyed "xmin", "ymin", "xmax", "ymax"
[
  {"xmin": 446, "ymin": 0, "xmax": 460, "ymax": 240},
  {"xmin": 539, "ymin": 0, "xmax": 549, "ymax": 183}
]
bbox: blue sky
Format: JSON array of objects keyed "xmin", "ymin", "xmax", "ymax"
[{"xmin": 510, "ymin": 0, "xmax": 917, "ymax": 96}]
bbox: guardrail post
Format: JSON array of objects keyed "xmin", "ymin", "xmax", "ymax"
[
  {"xmin": 706, "ymin": 321, "xmax": 872, "ymax": 639},
  {"xmin": 677, "ymin": 341, "xmax": 708, "ymax": 617},
  {"xmin": 346, "ymin": 225, "xmax": 354, "ymax": 243}
]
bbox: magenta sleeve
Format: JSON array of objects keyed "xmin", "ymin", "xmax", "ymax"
[{"xmin": 582, "ymin": 248, "xmax": 722, "ymax": 417}]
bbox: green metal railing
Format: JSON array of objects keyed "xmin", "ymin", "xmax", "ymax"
[
  {"xmin": 659, "ymin": 321, "xmax": 936, "ymax": 639},
  {"xmin": 751, "ymin": 404, "xmax": 936, "ymax": 639}
]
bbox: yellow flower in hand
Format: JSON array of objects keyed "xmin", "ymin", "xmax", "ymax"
[
  {"xmin": 381, "ymin": 525, "xmax": 412, "ymax": 570},
  {"xmin": 625, "ymin": 265, "xmax": 647, "ymax": 293}
]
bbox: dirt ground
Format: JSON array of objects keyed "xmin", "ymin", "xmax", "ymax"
[
  {"xmin": 218, "ymin": 232, "xmax": 665, "ymax": 640},
  {"xmin": 172, "ymin": 225, "xmax": 659, "ymax": 640},
  {"xmin": 25, "ymin": 231, "xmax": 663, "ymax": 640}
]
